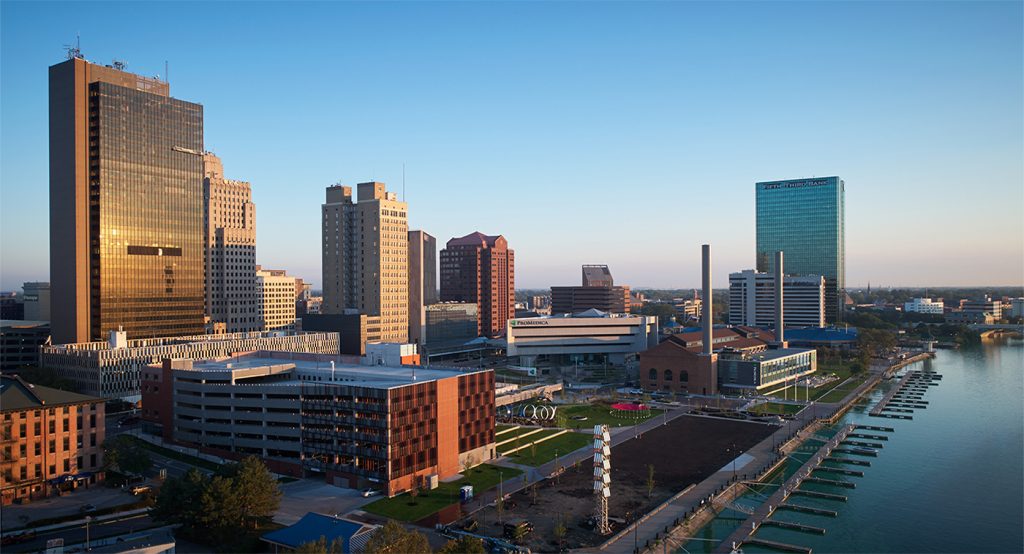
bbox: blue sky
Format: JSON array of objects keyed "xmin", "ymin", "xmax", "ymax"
[{"xmin": 2, "ymin": 1, "xmax": 1022, "ymax": 290}]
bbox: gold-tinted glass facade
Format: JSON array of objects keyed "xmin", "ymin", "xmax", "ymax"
[{"xmin": 89, "ymin": 81, "xmax": 205, "ymax": 339}]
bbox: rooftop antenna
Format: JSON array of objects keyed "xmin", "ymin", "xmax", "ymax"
[
  {"xmin": 112, "ymin": 59, "xmax": 127, "ymax": 71},
  {"xmin": 64, "ymin": 33, "xmax": 82, "ymax": 60}
]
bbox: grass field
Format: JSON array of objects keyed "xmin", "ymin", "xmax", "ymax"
[
  {"xmin": 363, "ymin": 463, "xmax": 523, "ymax": 521},
  {"xmin": 504, "ymin": 431, "xmax": 592, "ymax": 466},
  {"xmin": 748, "ymin": 402, "xmax": 804, "ymax": 415},
  {"xmin": 560, "ymin": 403, "xmax": 663, "ymax": 428},
  {"xmin": 766, "ymin": 362, "xmax": 865, "ymax": 403},
  {"xmin": 496, "ymin": 427, "xmax": 563, "ymax": 453},
  {"xmin": 817, "ymin": 374, "xmax": 871, "ymax": 403}
]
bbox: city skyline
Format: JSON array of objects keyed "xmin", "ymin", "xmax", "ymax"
[{"xmin": 2, "ymin": 1, "xmax": 1022, "ymax": 290}]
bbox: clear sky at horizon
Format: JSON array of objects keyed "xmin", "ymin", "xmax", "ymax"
[{"xmin": 2, "ymin": 1, "xmax": 1022, "ymax": 291}]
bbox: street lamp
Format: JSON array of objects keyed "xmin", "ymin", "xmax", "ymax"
[{"xmin": 85, "ymin": 515, "xmax": 93, "ymax": 551}]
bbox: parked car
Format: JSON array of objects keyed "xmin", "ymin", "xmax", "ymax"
[
  {"xmin": 81, "ymin": 503, "xmax": 97, "ymax": 512},
  {"xmin": 130, "ymin": 485, "xmax": 152, "ymax": 496},
  {"xmin": 361, "ymin": 488, "xmax": 381, "ymax": 498}
]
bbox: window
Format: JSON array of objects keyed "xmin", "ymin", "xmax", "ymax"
[
  {"xmin": 89, "ymin": 434, "xmax": 96, "ymax": 447},
  {"xmin": 664, "ymin": 369, "xmax": 673, "ymax": 382},
  {"xmin": 679, "ymin": 370, "xmax": 689, "ymax": 383},
  {"xmin": 648, "ymin": 368, "xmax": 657, "ymax": 381}
]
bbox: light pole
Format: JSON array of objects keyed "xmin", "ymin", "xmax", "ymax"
[{"xmin": 85, "ymin": 515, "xmax": 93, "ymax": 551}]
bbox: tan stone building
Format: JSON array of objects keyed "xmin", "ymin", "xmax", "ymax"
[
  {"xmin": 256, "ymin": 267, "xmax": 298, "ymax": 331},
  {"xmin": 204, "ymin": 152, "xmax": 260, "ymax": 333},
  {"xmin": 1, "ymin": 376, "xmax": 106, "ymax": 505},
  {"xmin": 322, "ymin": 183, "xmax": 409, "ymax": 343}
]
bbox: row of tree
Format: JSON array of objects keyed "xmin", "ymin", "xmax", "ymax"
[{"xmin": 151, "ymin": 456, "xmax": 282, "ymax": 547}]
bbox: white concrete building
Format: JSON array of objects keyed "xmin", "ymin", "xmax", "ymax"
[
  {"xmin": 729, "ymin": 270, "xmax": 825, "ymax": 328},
  {"xmin": 39, "ymin": 330, "xmax": 340, "ymax": 400},
  {"xmin": 506, "ymin": 309, "xmax": 658, "ymax": 366},
  {"xmin": 904, "ymin": 297, "xmax": 944, "ymax": 314},
  {"xmin": 257, "ymin": 268, "xmax": 298, "ymax": 331}
]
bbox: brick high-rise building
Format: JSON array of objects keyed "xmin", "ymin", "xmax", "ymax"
[
  {"xmin": 204, "ymin": 152, "xmax": 259, "ymax": 333},
  {"xmin": 49, "ymin": 55, "xmax": 205, "ymax": 344},
  {"xmin": 439, "ymin": 232, "xmax": 514, "ymax": 338},
  {"xmin": 321, "ymin": 183, "xmax": 409, "ymax": 343}
]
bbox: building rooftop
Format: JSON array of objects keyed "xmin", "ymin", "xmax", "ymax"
[
  {"xmin": 0, "ymin": 320, "xmax": 50, "ymax": 329},
  {"xmin": 446, "ymin": 231, "xmax": 504, "ymax": 248},
  {"xmin": 1, "ymin": 375, "xmax": 100, "ymax": 411},
  {"xmin": 262, "ymin": 512, "xmax": 373, "ymax": 552},
  {"xmin": 178, "ymin": 352, "xmax": 483, "ymax": 389}
]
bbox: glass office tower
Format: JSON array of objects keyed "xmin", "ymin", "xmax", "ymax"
[
  {"xmin": 50, "ymin": 56, "xmax": 205, "ymax": 343},
  {"xmin": 755, "ymin": 176, "xmax": 845, "ymax": 323}
]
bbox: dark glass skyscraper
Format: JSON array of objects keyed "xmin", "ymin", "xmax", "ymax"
[
  {"xmin": 755, "ymin": 176, "xmax": 845, "ymax": 323},
  {"xmin": 49, "ymin": 56, "xmax": 205, "ymax": 343}
]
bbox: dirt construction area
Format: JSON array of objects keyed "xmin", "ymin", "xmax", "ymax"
[{"xmin": 463, "ymin": 415, "xmax": 777, "ymax": 552}]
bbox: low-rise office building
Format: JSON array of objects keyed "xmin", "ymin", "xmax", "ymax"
[
  {"xmin": 1, "ymin": 375, "xmax": 105, "ymax": 505},
  {"xmin": 22, "ymin": 282, "xmax": 51, "ymax": 322},
  {"xmin": 506, "ymin": 310, "xmax": 658, "ymax": 367},
  {"xmin": 550, "ymin": 265, "xmax": 631, "ymax": 315},
  {"xmin": 717, "ymin": 348, "xmax": 817, "ymax": 392},
  {"xmin": 903, "ymin": 298, "xmax": 944, "ymax": 314},
  {"xmin": 0, "ymin": 320, "xmax": 51, "ymax": 372},
  {"xmin": 961, "ymin": 299, "xmax": 1001, "ymax": 320},
  {"xmin": 301, "ymin": 312, "xmax": 383, "ymax": 356},
  {"xmin": 425, "ymin": 302, "xmax": 479, "ymax": 347},
  {"xmin": 141, "ymin": 352, "xmax": 494, "ymax": 496},
  {"xmin": 40, "ymin": 330, "xmax": 340, "ymax": 401}
]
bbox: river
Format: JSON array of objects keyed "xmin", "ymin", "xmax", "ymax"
[{"xmin": 684, "ymin": 338, "xmax": 1024, "ymax": 553}]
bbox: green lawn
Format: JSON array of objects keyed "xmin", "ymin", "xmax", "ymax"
[
  {"xmin": 124, "ymin": 435, "xmax": 222, "ymax": 472},
  {"xmin": 363, "ymin": 463, "xmax": 523, "ymax": 521},
  {"xmin": 748, "ymin": 402, "xmax": 804, "ymax": 416},
  {"xmin": 496, "ymin": 428, "xmax": 563, "ymax": 454},
  {"xmin": 817, "ymin": 374, "xmax": 871, "ymax": 403},
  {"xmin": 766, "ymin": 363, "xmax": 866, "ymax": 403},
  {"xmin": 560, "ymin": 403, "xmax": 663, "ymax": 428},
  {"xmin": 505, "ymin": 431, "xmax": 592, "ymax": 466}
]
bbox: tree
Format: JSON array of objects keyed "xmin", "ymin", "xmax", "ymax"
[
  {"xmin": 462, "ymin": 452, "xmax": 478, "ymax": 478},
  {"xmin": 295, "ymin": 536, "xmax": 344, "ymax": 554},
  {"xmin": 409, "ymin": 474, "xmax": 422, "ymax": 504},
  {"xmin": 103, "ymin": 436, "xmax": 152, "ymax": 475},
  {"xmin": 151, "ymin": 468, "xmax": 208, "ymax": 530},
  {"xmin": 199, "ymin": 475, "xmax": 243, "ymax": 544},
  {"xmin": 439, "ymin": 536, "xmax": 486, "ymax": 554},
  {"xmin": 646, "ymin": 464, "xmax": 656, "ymax": 499},
  {"xmin": 363, "ymin": 520, "xmax": 431, "ymax": 554},
  {"xmin": 553, "ymin": 518, "xmax": 568, "ymax": 548},
  {"xmin": 221, "ymin": 456, "xmax": 282, "ymax": 529}
]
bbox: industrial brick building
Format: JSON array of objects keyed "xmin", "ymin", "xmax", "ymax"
[
  {"xmin": 1, "ymin": 376, "xmax": 105, "ymax": 505},
  {"xmin": 141, "ymin": 352, "xmax": 494, "ymax": 496}
]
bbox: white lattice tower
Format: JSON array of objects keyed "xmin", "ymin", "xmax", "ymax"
[{"xmin": 592, "ymin": 424, "xmax": 612, "ymax": 535}]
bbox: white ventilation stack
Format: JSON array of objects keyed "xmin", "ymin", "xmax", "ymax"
[
  {"xmin": 775, "ymin": 250, "xmax": 787, "ymax": 348},
  {"xmin": 702, "ymin": 244, "xmax": 713, "ymax": 355}
]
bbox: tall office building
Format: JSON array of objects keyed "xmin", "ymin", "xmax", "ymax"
[
  {"xmin": 756, "ymin": 177, "xmax": 845, "ymax": 323},
  {"xmin": 408, "ymin": 230, "xmax": 437, "ymax": 345},
  {"xmin": 204, "ymin": 152, "xmax": 259, "ymax": 333},
  {"xmin": 321, "ymin": 182, "xmax": 409, "ymax": 342},
  {"xmin": 439, "ymin": 232, "xmax": 514, "ymax": 338},
  {"xmin": 50, "ymin": 55, "xmax": 205, "ymax": 344},
  {"xmin": 728, "ymin": 270, "xmax": 826, "ymax": 328}
]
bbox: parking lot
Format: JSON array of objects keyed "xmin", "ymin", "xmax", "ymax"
[{"xmin": 275, "ymin": 479, "xmax": 377, "ymax": 525}]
